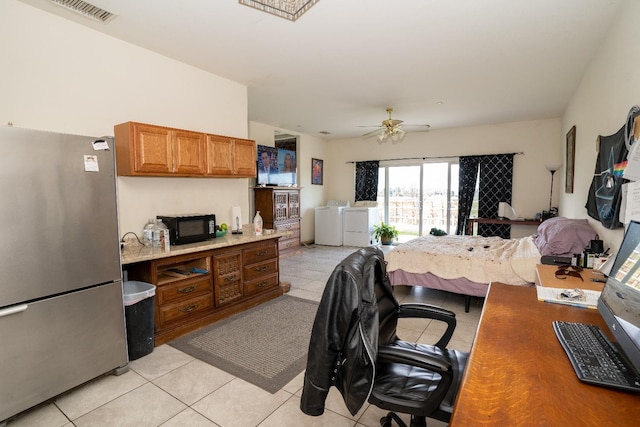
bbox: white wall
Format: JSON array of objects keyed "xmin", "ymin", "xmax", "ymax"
[
  {"xmin": 323, "ymin": 119, "xmax": 562, "ymax": 238},
  {"xmin": 561, "ymin": 0, "xmax": 640, "ymax": 253},
  {"xmin": 1, "ymin": 1, "xmax": 252, "ymax": 238}
]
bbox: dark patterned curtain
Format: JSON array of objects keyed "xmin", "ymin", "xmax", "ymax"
[
  {"xmin": 355, "ymin": 161, "xmax": 379, "ymax": 201},
  {"xmin": 478, "ymin": 154, "xmax": 514, "ymax": 238},
  {"xmin": 456, "ymin": 156, "xmax": 481, "ymax": 235}
]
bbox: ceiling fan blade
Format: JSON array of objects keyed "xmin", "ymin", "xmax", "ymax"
[
  {"xmin": 361, "ymin": 128, "xmax": 383, "ymax": 137},
  {"xmin": 403, "ymin": 124, "xmax": 431, "ymax": 129}
]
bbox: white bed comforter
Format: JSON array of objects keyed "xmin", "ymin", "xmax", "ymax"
[{"xmin": 385, "ymin": 235, "xmax": 541, "ymax": 285}]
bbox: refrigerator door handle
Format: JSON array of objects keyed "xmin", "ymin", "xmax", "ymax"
[{"xmin": 0, "ymin": 304, "xmax": 28, "ymax": 318}]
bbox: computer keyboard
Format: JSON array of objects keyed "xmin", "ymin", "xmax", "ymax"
[{"xmin": 553, "ymin": 321, "xmax": 640, "ymax": 392}]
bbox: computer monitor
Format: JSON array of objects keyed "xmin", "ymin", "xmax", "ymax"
[{"xmin": 598, "ymin": 219, "xmax": 640, "ymax": 375}]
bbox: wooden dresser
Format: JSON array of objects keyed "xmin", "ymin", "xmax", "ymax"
[
  {"xmin": 254, "ymin": 187, "xmax": 301, "ymax": 256},
  {"xmin": 125, "ymin": 238, "xmax": 283, "ymax": 345}
]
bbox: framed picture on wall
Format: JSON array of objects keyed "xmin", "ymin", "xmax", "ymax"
[
  {"xmin": 566, "ymin": 125, "xmax": 576, "ymax": 193},
  {"xmin": 312, "ymin": 158, "xmax": 323, "ymax": 185}
]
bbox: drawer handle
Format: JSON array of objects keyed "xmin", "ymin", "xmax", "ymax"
[
  {"xmin": 255, "ymin": 265, "xmax": 269, "ymax": 272},
  {"xmin": 258, "ymin": 281, "xmax": 269, "ymax": 288},
  {"xmin": 225, "ymin": 275, "xmax": 236, "ymax": 282},
  {"xmin": 256, "ymin": 250, "xmax": 268, "ymax": 256},
  {"xmin": 180, "ymin": 303, "xmax": 199, "ymax": 313},
  {"xmin": 177, "ymin": 285, "xmax": 197, "ymax": 294}
]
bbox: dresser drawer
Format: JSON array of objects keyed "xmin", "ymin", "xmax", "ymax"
[
  {"xmin": 243, "ymin": 242, "xmax": 278, "ymax": 265},
  {"xmin": 243, "ymin": 259, "xmax": 278, "ymax": 282},
  {"xmin": 275, "ymin": 220, "xmax": 300, "ymax": 232},
  {"xmin": 156, "ymin": 278, "xmax": 212, "ymax": 305},
  {"xmin": 244, "ymin": 273, "xmax": 279, "ymax": 297},
  {"xmin": 279, "ymin": 238, "xmax": 300, "ymax": 251},
  {"xmin": 157, "ymin": 293, "xmax": 213, "ymax": 326}
]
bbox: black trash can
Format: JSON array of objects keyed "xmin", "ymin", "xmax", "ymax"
[{"xmin": 123, "ymin": 281, "xmax": 156, "ymax": 361}]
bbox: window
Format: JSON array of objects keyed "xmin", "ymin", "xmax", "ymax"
[{"xmin": 378, "ymin": 159, "xmax": 468, "ymax": 241}]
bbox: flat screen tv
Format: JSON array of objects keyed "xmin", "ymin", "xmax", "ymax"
[
  {"xmin": 598, "ymin": 219, "xmax": 640, "ymax": 376},
  {"xmin": 257, "ymin": 144, "xmax": 296, "ymax": 186}
]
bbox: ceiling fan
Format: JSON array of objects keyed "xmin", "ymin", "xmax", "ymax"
[{"xmin": 360, "ymin": 108, "xmax": 430, "ymax": 143}]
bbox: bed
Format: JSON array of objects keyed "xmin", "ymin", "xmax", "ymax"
[{"xmin": 385, "ymin": 217, "xmax": 598, "ymax": 311}]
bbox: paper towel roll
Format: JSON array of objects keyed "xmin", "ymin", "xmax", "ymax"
[{"xmin": 231, "ymin": 206, "xmax": 242, "ymax": 232}]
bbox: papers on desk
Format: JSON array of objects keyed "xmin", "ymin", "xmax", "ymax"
[{"xmin": 536, "ymin": 286, "xmax": 601, "ymax": 309}]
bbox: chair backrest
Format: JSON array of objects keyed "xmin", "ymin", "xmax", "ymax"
[{"xmin": 372, "ymin": 253, "xmax": 401, "ymax": 346}]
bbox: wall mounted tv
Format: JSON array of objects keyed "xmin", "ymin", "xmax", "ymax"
[{"xmin": 257, "ymin": 144, "xmax": 297, "ymax": 186}]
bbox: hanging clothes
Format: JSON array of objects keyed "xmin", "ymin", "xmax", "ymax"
[{"xmin": 585, "ymin": 124, "xmax": 632, "ymax": 229}]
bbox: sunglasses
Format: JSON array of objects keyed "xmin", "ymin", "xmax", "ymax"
[{"xmin": 555, "ymin": 265, "xmax": 583, "ymax": 281}]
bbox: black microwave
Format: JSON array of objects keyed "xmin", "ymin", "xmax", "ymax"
[{"xmin": 157, "ymin": 214, "xmax": 216, "ymax": 245}]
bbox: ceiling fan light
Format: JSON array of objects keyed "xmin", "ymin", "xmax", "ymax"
[{"xmin": 390, "ymin": 128, "xmax": 405, "ymax": 143}]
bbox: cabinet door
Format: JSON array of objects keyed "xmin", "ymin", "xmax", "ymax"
[
  {"xmin": 233, "ymin": 138, "xmax": 256, "ymax": 177},
  {"xmin": 132, "ymin": 123, "xmax": 173, "ymax": 174},
  {"xmin": 206, "ymin": 134, "xmax": 233, "ymax": 176},
  {"xmin": 287, "ymin": 190, "xmax": 300, "ymax": 219},
  {"xmin": 172, "ymin": 130, "xmax": 205, "ymax": 175},
  {"xmin": 213, "ymin": 250, "xmax": 243, "ymax": 306},
  {"xmin": 273, "ymin": 191, "xmax": 289, "ymax": 222}
]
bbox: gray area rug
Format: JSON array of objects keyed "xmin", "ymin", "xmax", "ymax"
[{"xmin": 169, "ymin": 295, "xmax": 319, "ymax": 393}]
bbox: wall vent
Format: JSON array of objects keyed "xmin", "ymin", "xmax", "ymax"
[{"xmin": 48, "ymin": 0, "xmax": 117, "ymax": 23}]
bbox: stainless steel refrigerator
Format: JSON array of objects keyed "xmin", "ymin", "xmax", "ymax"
[{"xmin": 0, "ymin": 127, "xmax": 128, "ymax": 423}]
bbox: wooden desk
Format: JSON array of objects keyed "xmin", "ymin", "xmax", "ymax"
[
  {"xmin": 466, "ymin": 217, "xmax": 542, "ymax": 236},
  {"xmin": 449, "ymin": 283, "xmax": 640, "ymax": 426}
]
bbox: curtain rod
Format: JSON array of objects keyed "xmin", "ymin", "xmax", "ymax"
[{"xmin": 345, "ymin": 152, "xmax": 524, "ymax": 164}]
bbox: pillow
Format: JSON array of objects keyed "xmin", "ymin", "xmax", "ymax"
[{"xmin": 533, "ymin": 217, "xmax": 598, "ymax": 257}]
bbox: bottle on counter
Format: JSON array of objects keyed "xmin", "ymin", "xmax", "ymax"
[
  {"xmin": 153, "ymin": 219, "xmax": 170, "ymax": 251},
  {"xmin": 254, "ymin": 211, "xmax": 263, "ymax": 236},
  {"xmin": 142, "ymin": 219, "xmax": 155, "ymax": 246}
]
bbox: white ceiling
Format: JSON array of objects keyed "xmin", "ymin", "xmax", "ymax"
[{"xmin": 19, "ymin": 0, "xmax": 626, "ymax": 139}]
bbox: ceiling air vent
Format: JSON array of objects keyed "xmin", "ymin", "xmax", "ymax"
[{"xmin": 48, "ymin": 0, "xmax": 117, "ymax": 23}]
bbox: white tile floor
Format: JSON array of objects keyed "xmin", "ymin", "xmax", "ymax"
[{"xmin": 6, "ymin": 245, "xmax": 482, "ymax": 427}]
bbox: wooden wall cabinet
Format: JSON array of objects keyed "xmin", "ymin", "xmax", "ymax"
[
  {"xmin": 206, "ymin": 134, "xmax": 256, "ymax": 177},
  {"xmin": 114, "ymin": 121, "xmax": 255, "ymax": 178},
  {"xmin": 114, "ymin": 122, "xmax": 205, "ymax": 176},
  {"xmin": 254, "ymin": 187, "xmax": 301, "ymax": 256},
  {"xmin": 127, "ymin": 239, "xmax": 282, "ymax": 345}
]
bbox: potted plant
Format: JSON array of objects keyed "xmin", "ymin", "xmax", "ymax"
[{"xmin": 373, "ymin": 222, "xmax": 399, "ymax": 245}]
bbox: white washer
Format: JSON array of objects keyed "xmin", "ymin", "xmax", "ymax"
[
  {"xmin": 343, "ymin": 205, "xmax": 379, "ymax": 247},
  {"xmin": 314, "ymin": 200, "xmax": 350, "ymax": 246}
]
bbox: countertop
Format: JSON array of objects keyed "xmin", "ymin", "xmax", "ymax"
[{"xmin": 121, "ymin": 228, "xmax": 290, "ymax": 265}]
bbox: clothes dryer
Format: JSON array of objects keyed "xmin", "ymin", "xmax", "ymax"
[{"xmin": 343, "ymin": 204, "xmax": 379, "ymax": 247}]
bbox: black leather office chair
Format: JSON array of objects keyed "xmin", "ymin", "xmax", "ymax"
[{"xmin": 300, "ymin": 247, "xmax": 468, "ymax": 427}]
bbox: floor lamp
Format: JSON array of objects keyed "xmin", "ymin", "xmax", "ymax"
[{"xmin": 545, "ymin": 164, "xmax": 560, "ymax": 213}]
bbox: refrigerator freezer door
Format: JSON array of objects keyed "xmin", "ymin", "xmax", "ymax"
[
  {"xmin": 0, "ymin": 127, "xmax": 121, "ymax": 307},
  {"xmin": 0, "ymin": 281, "xmax": 127, "ymax": 422}
]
